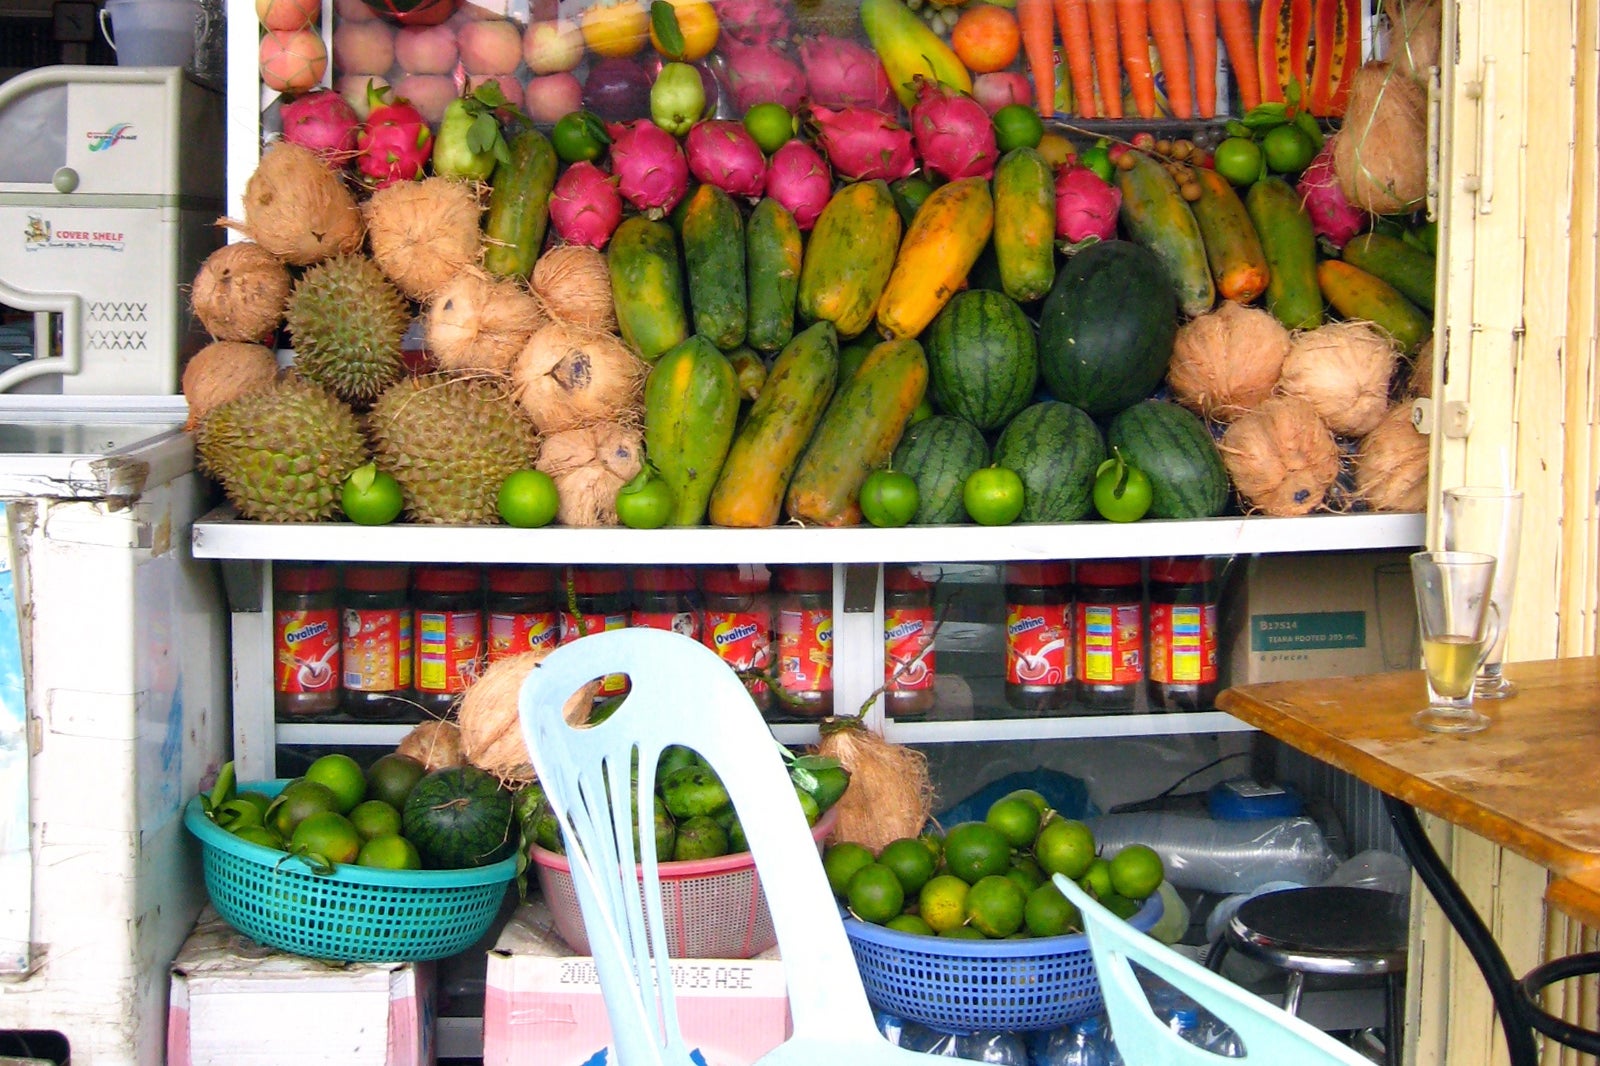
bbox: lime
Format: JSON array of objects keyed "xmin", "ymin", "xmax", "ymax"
[
  {"xmin": 879, "ymin": 837, "xmax": 937, "ymax": 895},
  {"xmin": 940, "ymin": 925, "xmax": 988, "ymax": 939},
  {"xmin": 366, "ymin": 753, "xmax": 426, "ymax": 811},
  {"xmin": 357, "ymin": 833, "xmax": 422, "ymax": 870},
  {"xmin": 1024, "ymin": 880, "xmax": 1081, "ymax": 937},
  {"xmin": 941, "ymin": 821, "xmax": 1013, "ymax": 885},
  {"xmin": 742, "ymin": 102, "xmax": 795, "ymax": 153},
  {"xmin": 349, "ymin": 799, "xmax": 402, "ymax": 841},
  {"xmin": 1079, "ymin": 144, "xmax": 1115, "ymax": 182},
  {"xmin": 232, "ymin": 824, "xmax": 285, "ymax": 850},
  {"xmin": 886, "ymin": 913, "xmax": 935, "ymax": 936},
  {"xmin": 992, "ymin": 104, "xmax": 1044, "ymax": 152},
  {"xmin": 1212, "ymin": 135, "xmax": 1264, "ymax": 185},
  {"xmin": 1080, "ymin": 857, "xmax": 1114, "ymax": 899},
  {"xmin": 793, "ymin": 786, "xmax": 821, "ymax": 827},
  {"xmin": 1005, "ymin": 855, "xmax": 1045, "ymax": 895},
  {"xmin": 303, "ymin": 753, "xmax": 366, "ymax": 814},
  {"xmin": 1001, "ymin": 787, "xmax": 1050, "ymax": 815},
  {"xmin": 965, "ymin": 874, "xmax": 1026, "ymax": 937},
  {"xmin": 985, "ymin": 796, "xmax": 1042, "ymax": 849},
  {"xmin": 1262, "ymin": 123, "xmax": 1316, "ymax": 174},
  {"xmin": 673, "ymin": 814, "xmax": 729, "ymax": 860},
  {"xmin": 1108, "ymin": 843, "xmax": 1164, "ymax": 901},
  {"xmin": 235, "ymin": 790, "xmax": 274, "ymax": 822},
  {"xmin": 551, "ymin": 109, "xmax": 609, "ymax": 163},
  {"xmin": 498, "ymin": 469, "xmax": 560, "ymax": 528},
  {"xmin": 1034, "ymin": 818, "xmax": 1096, "ymax": 880},
  {"xmin": 962, "ymin": 466, "xmax": 1026, "ymax": 526},
  {"xmin": 846, "ymin": 862, "xmax": 906, "ymax": 925},
  {"xmin": 1101, "ymin": 893, "xmax": 1141, "ymax": 920},
  {"xmin": 859, "ymin": 469, "xmax": 919, "ymax": 528},
  {"xmin": 917, "ymin": 873, "xmax": 971, "ymax": 933},
  {"xmin": 823, "ymin": 841, "xmax": 876, "ymax": 897},
  {"xmin": 341, "ymin": 463, "xmax": 404, "ymax": 525},
  {"xmin": 290, "ymin": 811, "xmax": 363, "ymax": 865},
  {"xmin": 267, "ymin": 779, "xmax": 340, "ymax": 839}
]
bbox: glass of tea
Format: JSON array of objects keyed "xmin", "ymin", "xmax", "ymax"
[{"xmin": 1410, "ymin": 550, "xmax": 1500, "ymax": 734}]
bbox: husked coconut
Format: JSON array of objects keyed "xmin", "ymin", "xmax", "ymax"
[
  {"xmin": 513, "ymin": 322, "xmax": 647, "ymax": 433},
  {"xmin": 426, "ymin": 269, "xmax": 548, "ymax": 374},
  {"xmin": 456, "ymin": 649, "xmax": 600, "ymax": 786},
  {"xmin": 1356, "ymin": 402, "xmax": 1430, "ymax": 512},
  {"xmin": 530, "ymin": 245, "xmax": 616, "ymax": 332},
  {"xmin": 181, "ymin": 341, "xmax": 279, "ymax": 428},
  {"xmin": 1220, "ymin": 396, "xmax": 1343, "ymax": 516},
  {"xmin": 1384, "ymin": 0, "xmax": 1442, "ymax": 81},
  {"xmin": 396, "ymin": 719, "xmax": 464, "ymax": 771},
  {"xmin": 1407, "ymin": 336, "xmax": 1435, "ymax": 397},
  {"xmin": 1167, "ymin": 302, "xmax": 1290, "ymax": 421},
  {"xmin": 1335, "ymin": 63, "xmax": 1428, "ymax": 214},
  {"xmin": 190, "ymin": 242, "xmax": 292, "ymax": 341},
  {"xmin": 1277, "ymin": 321, "xmax": 1398, "ymax": 437},
  {"xmin": 220, "ymin": 141, "xmax": 363, "ymax": 266},
  {"xmin": 535, "ymin": 422, "xmax": 643, "ymax": 527},
  {"xmin": 363, "ymin": 177, "xmax": 483, "ymax": 300}
]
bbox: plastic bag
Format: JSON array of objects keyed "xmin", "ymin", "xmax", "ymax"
[
  {"xmin": 1088, "ymin": 812, "xmax": 1339, "ymax": 894},
  {"xmin": 1323, "ymin": 848, "xmax": 1412, "ymax": 897}
]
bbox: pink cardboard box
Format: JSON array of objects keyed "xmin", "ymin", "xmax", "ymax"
[
  {"xmin": 483, "ymin": 900, "xmax": 791, "ymax": 1066},
  {"xmin": 167, "ymin": 907, "xmax": 435, "ymax": 1066}
]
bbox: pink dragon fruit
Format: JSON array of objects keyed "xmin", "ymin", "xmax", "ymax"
[
  {"xmin": 280, "ymin": 90, "xmax": 360, "ymax": 167},
  {"xmin": 685, "ymin": 120, "xmax": 768, "ymax": 199},
  {"xmin": 1055, "ymin": 165, "xmax": 1122, "ymax": 244},
  {"xmin": 606, "ymin": 119, "xmax": 691, "ymax": 216},
  {"xmin": 355, "ymin": 85, "xmax": 433, "ymax": 188},
  {"xmin": 549, "ymin": 162, "xmax": 625, "ymax": 249},
  {"xmin": 713, "ymin": 0, "xmax": 791, "ymax": 47},
  {"xmin": 801, "ymin": 36, "xmax": 895, "ymax": 111},
  {"xmin": 910, "ymin": 77, "xmax": 999, "ymax": 181},
  {"xmin": 764, "ymin": 140, "xmax": 833, "ymax": 230},
  {"xmin": 809, "ymin": 107, "xmax": 916, "ymax": 183},
  {"xmin": 721, "ymin": 40, "xmax": 806, "ymax": 113},
  {"xmin": 1297, "ymin": 135, "xmax": 1368, "ymax": 249}
]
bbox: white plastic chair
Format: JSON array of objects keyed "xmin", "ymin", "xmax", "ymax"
[
  {"xmin": 517, "ymin": 627, "xmax": 945, "ymax": 1066},
  {"xmin": 1053, "ymin": 873, "xmax": 1374, "ymax": 1065}
]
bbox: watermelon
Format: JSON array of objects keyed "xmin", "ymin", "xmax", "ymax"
[
  {"xmin": 1037, "ymin": 240, "xmax": 1178, "ymax": 417},
  {"xmin": 401, "ymin": 766, "xmax": 515, "ymax": 869},
  {"xmin": 991, "ymin": 401, "xmax": 1105, "ymax": 523},
  {"xmin": 1106, "ymin": 400, "xmax": 1231, "ymax": 519},
  {"xmin": 892, "ymin": 415, "xmax": 990, "ymax": 524},
  {"xmin": 925, "ymin": 290, "xmax": 1038, "ymax": 432}
]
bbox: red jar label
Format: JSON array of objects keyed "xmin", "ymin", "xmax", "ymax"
[
  {"xmin": 1077, "ymin": 603, "xmax": 1144, "ymax": 684},
  {"xmin": 1149, "ymin": 603, "xmax": 1218, "ymax": 684},
  {"xmin": 1005, "ymin": 602, "xmax": 1071, "ymax": 686},
  {"xmin": 630, "ymin": 609, "xmax": 701, "ymax": 640},
  {"xmin": 488, "ymin": 610, "xmax": 559, "ymax": 663},
  {"xmin": 559, "ymin": 611, "xmax": 629, "ymax": 694},
  {"xmin": 885, "ymin": 605, "xmax": 936, "ymax": 691},
  {"xmin": 342, "ymin": 608, "xmax": 413, "ymax": 692},
  {"xmin": 703, "ymin": 609, "xmax": 772, "ymax": 698},
  {"xmin": 416, "ymin": 610, "xmax": 483, "ymax": 695},
  {"xmin": 776, "ymin": 608, "xmax": 832, "ymax": 693},
  {"xmin": 275, "ymin": 608, "xmax": 339, "ymax": 694}
]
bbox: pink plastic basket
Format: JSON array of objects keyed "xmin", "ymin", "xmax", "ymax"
[{"xmin": 531, "ymin": 806, "xmax": 837, "ymax": 959}]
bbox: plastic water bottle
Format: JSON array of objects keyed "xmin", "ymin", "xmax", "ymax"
[
  {"xmin": 1034, "ymin": 1018, "xmax": 1107, "ymax": 1066},
  {"xmin": 1168, "ymin": 1006, "xmax": 1204, "ymax": 1046},
  {"xmin": 1198, "ymin": 1013, "xmax": 1247, "ymax": 1058},
  {"xmin": 953, "ymin": 1030, "xmax": 1030, "ymax": 1064}
]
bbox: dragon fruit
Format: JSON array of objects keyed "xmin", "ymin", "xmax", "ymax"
[
  {"xmin": 356, "ymin": 85, "xmax": 432, "ymax": 188},
  {"xmin": 280, "ymin": 89, "xmax": 360, "ymax": 167},
  {"xmin": 606, "ymin": 119, "xmax": 691, "ymax": 215},
  {"xmin": 713, "ymin": 0, "xmax": 790, "ymax": 47},
  {"xmin": 1297, "ymin": 136, "xmax": 1368, "ymax": 249},
  {"xmin": 721, "ymin": 40, "xmax": 805, "ymax": 113},
  {"xmin": 910, "ymin": 77, "xmax": 999, "ymax": 181},
  {"xmin": 1054, "ymin": 165, "xmax": 1121, "ymax": 244},
  {"xmin": 764, "ymin": 140, "xmax": 832, "ymax": 230},
  {"xmin": 685, "ymin": 120, "xmax": 768, "ymax": 198},
  {"xmin": 809, "ymin": 107, "xmax": 916, "ymax": 183},
  {"xmin": 801, "ymin": 36, "xmax": 895, "ymax": 111},
  {"xmin": 549, "ymin": 162, "xmax": 624, "ymax": 249}
]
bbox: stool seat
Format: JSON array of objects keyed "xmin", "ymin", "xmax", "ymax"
[{"xmin": 1228, "ymin": 886, "xmax": 1410, "ymax": 976}]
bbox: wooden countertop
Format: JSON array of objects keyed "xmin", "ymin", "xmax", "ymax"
[{"xmin": 1216, "ymin": 656, "xmax": 1600, "ymax": 927}]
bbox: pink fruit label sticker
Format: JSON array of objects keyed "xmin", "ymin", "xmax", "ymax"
[{"xmin": 1006, "ymin": 602, "xmax": 1071, "ymax": 686}]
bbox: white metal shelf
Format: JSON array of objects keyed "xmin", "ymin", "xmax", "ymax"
[{"xmin": 882, "ymin": 711, "xmax": 1252, "ymax": 744}]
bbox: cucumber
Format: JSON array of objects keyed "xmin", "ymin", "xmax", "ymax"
[
  {"xmin": 681, "ymin": 184, "xmax": 747, "ymax": 350},
  {"xmin": 1246, "ymin": 176, "xmax": 1324, "ymax": 330},
  {"xmin": 1341, "ymin": 232, "xmax": 1436, "ymax": 311},
  {"xmin": 745, "ymin": 198, "xmax": 802, "ymax": 353},
  {"xmin": 482, "ymin": 128, "xmax": 558, "ymax": 280}
]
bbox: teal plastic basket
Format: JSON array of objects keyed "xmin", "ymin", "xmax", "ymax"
[{"xmin": 183, "ymin": 779, "xmax": 515, "ymax": 963}]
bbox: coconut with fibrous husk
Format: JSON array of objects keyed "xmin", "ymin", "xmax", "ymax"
[
  {"xmin": 396, "ymin": 718, "xmax": 464, "ymax": 772},
  {"xmin": 1335, "ymin": 62, "xmax": 1428, "ymax": 215},
  {"xmin": 181, "ymin": 341, "xmax": 280, "ymax": 429},
  {"xmin": 1220, "ymin": 395, "xmax": 1343, "ymax": 515},
  {"xmin": 219, "ymin": 141, "xmax": 363, "ymax": 266},
  {"xmin": 425, "ymin": 269, "xmax": 548, "ymax": 375},
  {"xmin": 512, "ymin": 322, "xmax": 647, "ymax": 433},
  {"xmin": 1407, "ymin": 336, "xmax": 1435, "ymax": 397},
  {"xmin": 1384, "ymin": 0, "xmax": 1441, "ymax": 81},
  {"xmin": 190, "ymin": 242, "xmax": 292, "ymax": 342},
  {"xmin": 456, "ymin": 649, "xmax": 602, "ymax": 786},
  {"xmin": 362, "ymin": 176, "xmax": 483, "ymax": 301},
  {"xmin": 1356, "ymin": 401, "xmax": 1430, "ymax": 512},
  {"xmin": 535, "ymin": 422, "xmax": 643, "ymax": 527},
  {"xmin": 1277, "ymin": 321, "xmax": 1399, "ymax": 437},
  {"xmin": 530, "ymin": 246, "xmax": 616, "ymax": 333},
  {"xmin": 1168, "ymin": 302, "xmax": 1290, "ymax": 422},
  {"xmin": 816, "ymin": 716, "xmax": 933, "ymax": 853}
]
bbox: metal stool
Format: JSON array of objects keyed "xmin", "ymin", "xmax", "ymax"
[{"xmin": 1206, "ymin": 886, "xmax": 1409, "ymax": 1066}]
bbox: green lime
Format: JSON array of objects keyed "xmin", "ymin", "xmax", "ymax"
[
  {"xmin": 939, "ymin": 924, "xmax": 988, "ymax": 939},
  {"xmin": 823, "ymin": 841, "xmax": 877, "ymax": 898},
  {"xmin": 365, "ymin": 753, "xmax": 426, "ymax": 811},
  {"xmin": 349, "ymin": 799, "xmax": 402, "ymax": 841},
  {"xmin": 1212, "ymin": 136, "xmax": 1265, "ymax": 185},
  {"xmin": 985, "ymin": 795, "xmax": 1042, "ymax": 849},
  {"xmin": 1080, "ymin": 857, "xmax": 1114, "ymax": 899},
  {"xmin": 357, "ymin": 833, "xmax": 422, "ymax": 870},
  {"xmin": 498, "ymin": 469, "xmax": 560, "ymax": 528},
  {"xmin": 235, "ymin": 790, "xmax": 274, "ymax": 822},
  {"xmin": 879, "ymin": 837, "xmax": 938, "ymax": 895},
  {"xmin": 941, "ymin": 821, "xmax": 1013, "ymax": 885},
  {"xmin": 551, "ymin": 109, "xmax": 609, "ymax": 163},
  {"xmin": 992, "ymin": 104, "xmax": 1045, "ymax": 152},
  {"xmin": 885, "ymin": 913, "xmax": 935, "ymax": 936},
  {"xmin": 918, "ymin": 873, "xmax": 971, "ymax": 933},
  {"xmin": 1262, "ymin": 123, "xmax": 1316, "ymax": 175},
  {"xmin": 267, "ymin": 779, "xmax": 341, "ymax": 839},
  {"xmin": 232, "ymin": 824, "xmax": 285, "ymax": 850},
  {"xmin": 290, "ymin": 811, "xmax": 363, "ymax": 865},
  {"xmin": 1005, "ymin": 855, "xmax": 1045, "ymax": 895},
  {"xmin": 1101, "ymin": 892, "xmax": 1141, "ymax": 920},
  {"xmin": 965, "ymin": 874, "xmax": 1027, "ymax": 937},
  {"xmin": 1001, "ymin": 788, "xmax": 1050, "ymax": 815},
  {"xmin": 1034, "ymin": 818, "xmax": 1096, "ymax": 880},
  {"xmin": 303, "ymin": 753, "xmax": 366, "ymax": 814},
  {"xmin": 1024, "ymin": 880, "xmax": 1081, "ymax": 937},
  {"xmin": 341, "ymin": 463, "xmax": 404, "ymax": 526},
  {"xmin": 846, "ymin": 862, "xmax": 906, "ymax": 925},
  {"xmin": 742, "ymin": 102, "xmax": 795, "ymax": 153},
  {"xmin": 1108, "ymin": 843, "xmax": 1164, "ymax": 901},
  {"xmin": 1079, "ymin": 144, "xmax": 1115, "ymax": 182}
]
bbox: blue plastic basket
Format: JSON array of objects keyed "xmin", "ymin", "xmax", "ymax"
[
  {"xmin": 842, "ymin": 892, "xmax": 1164, "ymax": 1033},
  {"xmin": 183, "ymin": 779, "xmax": 515, "ymax": 963}
]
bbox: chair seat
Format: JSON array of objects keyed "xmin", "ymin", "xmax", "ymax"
[{"xmin": 1228, "ymin": 886, "xmax": 1409, "ymax": 976}]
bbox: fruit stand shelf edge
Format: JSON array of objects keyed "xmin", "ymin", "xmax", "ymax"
[
  {"xmin": 191, "ymin": 507, "xmax": 1426, "ymax": 565},
  {"xmin": 882, "ymin": 711, "xmax": 1253, "ymax": 744}
]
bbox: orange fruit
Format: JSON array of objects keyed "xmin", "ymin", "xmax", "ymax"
[
  {"xmin": 581, "ymin": 0, "xmax": 648, "ymax": 58},
  {"xmin": 951, "ymin": 3, "xmax": 1021, "ymax": 74},
  {"xmin": 358, "ymin": 833, "xmax": 422, "ymax": 870},
  {"xmin": 649, "ymin": 0, "xmax": 718, "ymax": 61}
]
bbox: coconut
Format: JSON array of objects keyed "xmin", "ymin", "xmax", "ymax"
[
  {"xmin": 456, "ymin": 649, "xmax": 601, "ymax": 786},
  {"xmin": 1167, "ymin": 302, "xmax": 1290, "ymax": 421},
  {"xmin": 362, "ymin": 177, "xmax": 483, "ymax": 301},
  {"xmin": 1335, "ymin": 62, "xmax": 1428, "ymax": 215},
  {"xmin": 530, "ymin": 246, "xmax": 617, "ymax": 333},
  {"xmin": 190, "ymin": 242, "xmax": 292, "ymax": 342},
  {"xmin": 181, "ymin": 342, "xmax": 280, "ymax": 429},
  {"xmin": 816, "ymin": 716, "xmax": 933, "ymax": 853},
  {"xmin": 1408, "ymin": 336, "xmax": 1435, "ymax": 397},
  {"xmin": 426, "ymin": 269, "xmax": 548, "ymax": 374},
  {"xmin": 1356, "ymin": 402, "xmax": 1430, "ymax": 512},
  {"xmin": 219, "ymin": 141, "xmax": 363, "ymax": 266},
  {"xmin": 535, "ymin": 422, "xmax": 644, "ymax": 527},
  {"xmin": 1277, "ymin": 321, "xmax": 1398, "ymax": 437},
  {"xmin": 396, "ymin": 718, "xmax": 464, "ymax": 772},
  {"xmin": 1220, "ymin": 395, "xmax": 1343, "ymax": 516},
  {"xmin": 512, "ymin": 322, "xmax": 647, "ymax": 433},
  {"xmin": 1385, "ymin": 0, "xmax": 1442, "ymax": 81}
]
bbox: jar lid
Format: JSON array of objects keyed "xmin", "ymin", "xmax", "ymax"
[
  {"xmin": 1149, "ymin": 557, "xmax": 1214, "ymax": 584},
  {"xmin": 634, "ymin": 566, "xmax": 695, "ymax": 592},
  {"xmin": 1076, "ymin": 560, "xmax": 1141, "ymax": 586},
  {"xmin": 487, "ymin": 567, "xmax": 555, "ymax": 595},
  {"xmin": 413, "ymin": 566, "xmax": 482, "ymax": 594},
  {"xmin": 702, "ymin": 565, "xmax": 769, "ymax": 595},
  {"xmin": 275, "ymin": 565, "xmax": 336, "ymax": 594},
  {"xmin": 1003, "ymin": 562, "xmax": 1071, "ymax": 586},
  {"xmin": 884, "ymin": 565, "xmax": 931, "ymax": 592},
  {"xmin": 569, "ymin": 566, "xmax": 626, "ymax": 595},
  {"xmin": 774, "ymin": 565, "xmax": 831, "ymax": 593},
  {"xmin": 343, "ymin": 565, "xmax": 408, "ymax": 593}
]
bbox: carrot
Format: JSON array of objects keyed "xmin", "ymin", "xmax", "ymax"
[
  {"xmin": 1086, "ymin": 0, "xmax": 1122, "ymax": 118},
  {"xmin": 1184, "ymin": 0, "xmax": 1218, "ymax": 118},
  {"xmin": 1216, "ymin": 0, "xmax": 1260, "ymax": 110},
  {"xmin": 1017, "ymin": 0, "xmax": 1057, "ymax": 119},
  {"xmin": 1053, "ymin": 0, "xmax": 1098, "ymax": 118},
  {"xmin": 1148, "ymin": 0, "xmax": 1191, "ymax": 118},
  {"xmin": 1116, "ymin": 0, "xmax": 1157, "ymax": 118}
]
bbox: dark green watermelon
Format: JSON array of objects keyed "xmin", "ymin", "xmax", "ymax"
[
  {"xmin": 1037, "ymin": 241, "xmax": 1178, "ymax": 417},
  {"xmin": 402, "ymin": 766, "xmax": 515, "ymax": 869},
  {"xmin": 992, "ymin": 401, "xmax": 1105, "ymax": 523},
  {"xmin": 925, "ymin": 290, "xmax": 1038, "ymax": 432},
  {"xmin": 892, "ymin": 415, "xmax": 990, "ymax": 524},
  {"xmin": 1106, "ymin": 400, "xmax": 1230, "ymax": 519}
]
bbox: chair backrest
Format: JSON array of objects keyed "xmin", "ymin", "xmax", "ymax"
[
  {"xmin": 517, "ymin": 627, "xmax": 885, "ymax": 1066},
  {"xmin": 1053, "ymin": 874, "xmax": 1373, "ymax": 1065}
]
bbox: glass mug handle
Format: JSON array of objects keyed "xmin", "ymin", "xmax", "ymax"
[{"xmin": 1476, "ymin": 602, "xmax": 1502, "ymax": 675}]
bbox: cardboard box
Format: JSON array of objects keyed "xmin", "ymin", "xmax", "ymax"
[
  {"xmin": 166, "ymin": 907, "xmax": 435, "ymax": 1066},
  {"xmin": 1225, "ymin": 550, "xmax": 1417, "ymax": 685},
  {"xmin": 483, "ymin": 900, "xmax": 791, "ymax": 1066}
]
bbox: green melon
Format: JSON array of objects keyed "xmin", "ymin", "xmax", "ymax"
[
  {"xmin": 925, "ymin": 289, "xmax": 1039, "ymax": 432},
  {"xmin": 1106, "ymin": 400, "xmax": 1230, "ymax": 519},
  {"xmin": 401, "ymin": 766, "xmax": 515, "ymax": 870},
  {"xmin": 892, "ymin": 415, "xmax": 990, "ymax": 524},
  {"xmin": 991, "ymin": 401, "xmax": 1105, "ymax": 523}
]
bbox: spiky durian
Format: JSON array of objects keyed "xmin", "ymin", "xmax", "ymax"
[{"xmin": 285, "ymin": 254, "xmax": 410, "ymax": 405}]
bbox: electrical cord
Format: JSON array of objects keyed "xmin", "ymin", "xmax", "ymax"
[{"xmin": 1108, "ymin": 751, "xmax": 1251, "ymax": 814}]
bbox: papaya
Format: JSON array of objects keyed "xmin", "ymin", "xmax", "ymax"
[
  {"xmin": 798, "ymin": 180, "xmax": 902, "ymax": 339},
  {"xmin": 482, "ymin": 128, "xmax": 558, "ymax": 280},
  {"xmin": 1116, "ymin": 151, "xmax": 1215, "ymax": 317},
  {"xmin": 1247, "ymin": 176, "xmax": 1324, "ymax": 330},
  {"xmin": 1187, "ymin": 165, "xmax": 1271, "ymax": 304},
  {"xmin": 681, "ymin": 184, "xmax": 747, "ymax": 350},
  {"xmin": 877, "ymin": 176, "xmax": 995, "ymax": 340},
  {"xmin": 1317, "ymin": 259, "xmax": 1432, "ymax": 351},
  {"xmin": 610, "ymin": 217, "xmax": 689, "ymax": 361},
  {"xmin": 725, "ymin": 346, "xmax": 767, "ymax": 402},
  {"xmin": 991, "ymin": 148, "xmax": 1057, "ymax": 304},
  {"xmin": 1341, "ymin": 232, "xmax": 1436, "ymax": 311},
  {"xmin": 643, "ymin": 336, "xmax": 739, "ymax": 525},
  {"xmin": 746, "ymin": 197, "xmax": 803, "ymax": 353}
]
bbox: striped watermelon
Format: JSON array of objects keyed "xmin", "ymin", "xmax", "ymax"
[
  {"xmin": 925, "ymin": 290, "xmax": 1039, "ymax": 432},
  {"xmin": 1106, "ymin": 400, "xmax": 1230, "ymax": 519},
  {"xmin": 992, "ymin": 401, "xmax": 1105, "ymax": 523},
  {"xmin": 892, "ymin": 415, "xmax": 989, "ymax": 524}
]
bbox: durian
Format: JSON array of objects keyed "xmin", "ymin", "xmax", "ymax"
[
  {"xmin": 368, "ymin": 375, "xmax": 539, "ymax": 525},
  {"xmin": 196, "ymin": 377, "xmax": 368, "ymax": 522},
  {"xmin": 285, "ymin": 254, "xmax": 410, "ymax": 405}
]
